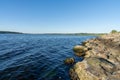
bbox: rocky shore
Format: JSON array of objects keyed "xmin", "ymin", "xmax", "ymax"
[{"xmin": 70, "ymin": 33, "xmax": 120, "ymax": 80}]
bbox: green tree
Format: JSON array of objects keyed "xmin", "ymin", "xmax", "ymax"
[{"xmin": 111, "ymin": 30, "xmax": 117, "ymax": 33}]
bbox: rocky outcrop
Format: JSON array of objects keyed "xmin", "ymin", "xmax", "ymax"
[{"xmin": 70, "ymin": 33, "xmax": 120, "ymax": 80}]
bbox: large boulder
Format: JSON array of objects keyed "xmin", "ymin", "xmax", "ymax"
[
  {"xmin": 73, "ymin": 45, "xmax": 88, "ymax": 57},
  {"xmin": 70, "ymin": 57, "xmax": 120, "ymax": 80},
  {"xmin": 70, "ymin": 61, "xmax": 99, "ymax": 80}
]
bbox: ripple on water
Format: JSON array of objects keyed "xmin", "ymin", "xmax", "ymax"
[{"xmin": 0, "ymin": 34, "xmax": 96, "ymax": 80}]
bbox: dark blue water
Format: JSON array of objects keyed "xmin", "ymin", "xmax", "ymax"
[{"xmin": 0, "ymin": 34, "xmax": 95, "ymax": 80}]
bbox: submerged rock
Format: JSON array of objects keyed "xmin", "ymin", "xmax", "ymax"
[{"xmin": 64, "ymin": 58, "xmax": 75, "ymax": 64}]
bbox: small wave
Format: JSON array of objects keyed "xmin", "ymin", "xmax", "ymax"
[{"xmin": 0, "ymin": 34, "xmax": 95, "ymax": 80}]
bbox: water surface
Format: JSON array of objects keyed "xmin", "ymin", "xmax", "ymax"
[{"xmin": 0, "ymin": 34, "xmax": 96, "ymax": 80}]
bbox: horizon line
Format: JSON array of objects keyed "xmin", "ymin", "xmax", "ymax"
[{"xmin": 0, "ymin": 30, "xmax": 108, "ymax": 34}]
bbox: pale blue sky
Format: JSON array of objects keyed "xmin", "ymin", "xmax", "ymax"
[{"xmin": 0, "ymin": 0, "xmax": 120, "ymax": 33}]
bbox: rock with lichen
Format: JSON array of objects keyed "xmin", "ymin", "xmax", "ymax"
[{"xmin": 70, "ymin": 33, "xmax": 120, "ymax": 80}]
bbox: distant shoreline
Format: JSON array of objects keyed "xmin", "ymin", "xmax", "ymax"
[
  {"xmin": 0, "ymin": 31, "xmax": 106, "ymax": 36},
  {"xmin": 0, "ymin": 31, "xmax": 23, "ymax": 34}
]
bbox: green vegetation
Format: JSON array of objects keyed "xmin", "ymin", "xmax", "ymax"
[
  {"xmin": 0, "ymin": 31, "xmax": 22, "ymax": 34},
  {"xmin": 110, "ymin": 30, "xmax": 120, "ymax": 34},
  {"xmin": 110, "ymin": 30, "xmax": 118, "ymax": 34},
  {"xmin": 73, "ymin": 33, "xmax": 106, "ymax": 36},
  {"xmin": 42, "ymin": 33, "xmax": 106, "ymax": 36}
]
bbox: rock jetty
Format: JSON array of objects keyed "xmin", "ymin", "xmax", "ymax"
[{"xmin": 70, "ymin": 33, "xmax": 120, "ymax": 80}]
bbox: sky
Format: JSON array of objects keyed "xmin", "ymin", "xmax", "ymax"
[{"xmin": 0, "ymin": 0, "xmax": 120, "ymax": 33}]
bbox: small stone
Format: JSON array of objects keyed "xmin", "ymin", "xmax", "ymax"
[{"xmin": 64, "ymin": 58, "xmax": 75, "ymax": 64}]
